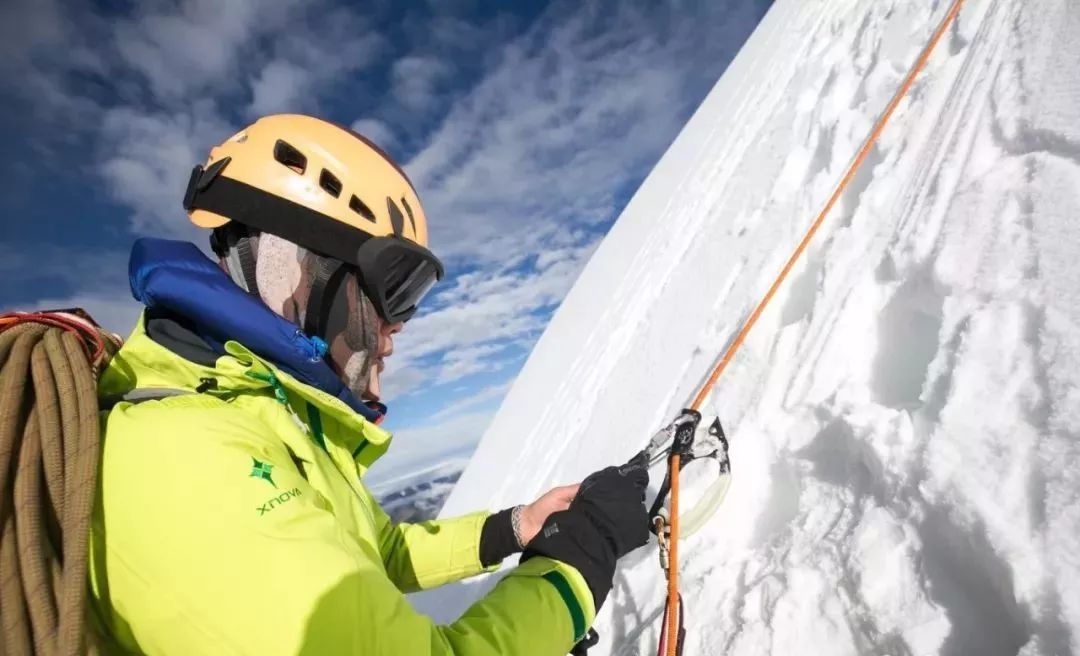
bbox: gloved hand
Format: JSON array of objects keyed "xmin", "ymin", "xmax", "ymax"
[
  {"xmin": 479, "ymin": 484, "xmax": 580, "ymax": 567},
  {"xmin": 522, "ymin": 456, "xmax": 651, "ymax": 609}
]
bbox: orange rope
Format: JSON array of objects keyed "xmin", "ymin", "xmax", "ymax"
[
  {"xmin": 665, "ymin": 453, "xmax": 681, "ymax": 653},
  {"xmin": 688, "ymin": 0, "xmax": 964, "ymax": 414},
  {"xmin": 662, "ymin": 2, "xmax": 965, "ymax": 654}
]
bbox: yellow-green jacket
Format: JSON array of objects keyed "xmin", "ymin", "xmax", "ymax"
[{"xmin": 88, "ymin": 240, "xmax": 594, "ymax": 654}]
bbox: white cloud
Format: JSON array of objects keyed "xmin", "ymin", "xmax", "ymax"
[
  {"xmin": 379, "ymin": 363, "xmax": 430, "ymax": 400},
  {"xmin": 372, "ymin": 408, "xmax": 496, "ymax": 480},
  {"xmin": 4, "ymin": 0, "xmax": 386, "ymax": 240},
  {"xmin": 387, "ymin": 249, "xmax": 590, "ymax": 389},
  {"xmin": 380, "ymin": 233, "xmax": 601, "ymax": 395},
  {"xmin": 98, "ymin": 102, "xmax": 234, "ymax": 239},
  {"xmin": 9, "ymin": 0, "xmax": 770, "ymax": 425},
  {"xmin": 406, "ymin": 10, "xmax": 680, "ymax": 265},
  {"xmin": 0, "ymin": 245, "xmax": 140, "ymax": 333},
  {"xmin": 369, "ymin": 379, "xmax": 512, "ymax": 485},
  {"xmin": 406, "ymin": 1, "xmax": 769, "ymax": 268},
  {"xmin": 436, "ymin": 343, "xmax": 509, "ymax": 383},
  {"xmin": 350, "ymin": 118, "xmax": 399, "ymax": 152},
  {"xmin": 111, "ymin": 0, "xmax": 279, "ymax": 99},
  {"xmin": 248, "ymin": 60, "xmax": 310, "ymax": 117},
  {"xmin": 0, "ymin": 0, "xmax": 112, "ymax": 121},
  {"xmin": 424, "ymin": 15, "xmax": 491, "ymax": 50},
  {"xmin": 391, "ymin": 55, "xmax": 454, "ymax": 110},
  {"xmin": 245, "ymin": 12, "xmax": 386, "ymax": 118},
  {"xmin": 431, "ymin": 380, "xmax": 512, "ymax": 423},
  {"xmin": 376, "ymin": 0, "xmax": 770, "ymax": 399}
]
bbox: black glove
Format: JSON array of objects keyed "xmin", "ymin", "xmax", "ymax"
[{"xmin": 522, "ymin": 457, "xmax": 650, "ymax": 609}]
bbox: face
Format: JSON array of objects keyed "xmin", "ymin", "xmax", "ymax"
[
  {"xmin": 363, "ymin": 318, "xmax": 403, "ymax": 402},
  {"xmin": 246, "ymin": 233, "xmax": 393, "ymax": 403}
]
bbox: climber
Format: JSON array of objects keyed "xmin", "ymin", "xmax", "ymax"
[{"xmin": 87, "ymin": 114, "xmax": 650, "ymax": 655}]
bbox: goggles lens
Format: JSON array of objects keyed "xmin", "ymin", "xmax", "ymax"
[
  {"xmin": 386, "ymin": 260, "xmax": 439, "ymax": 316},
  {"xmin": 356, "ymin": 238, "xmax": 443, "ymax": 323}
]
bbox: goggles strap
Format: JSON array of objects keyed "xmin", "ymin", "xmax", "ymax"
[
  {"xmin": 215, "ymin": 223, "xmax": 261, "ymax": 298},
  {"xmin": 304, "ymin": 256, "xmax": 349, "ymax": 341},
  {"xmin": 235, "ymin": 233, "xmax": 261, "ymax": 297}
]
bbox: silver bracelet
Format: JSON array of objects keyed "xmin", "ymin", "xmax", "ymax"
[{"xmin": 510, "ymin": 505, "xmax": 526, "ymax": 549}]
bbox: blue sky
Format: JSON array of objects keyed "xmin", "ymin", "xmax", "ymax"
[{"xmin": 0, "ymin": 0, "xmax": 772, "ymax": 477}]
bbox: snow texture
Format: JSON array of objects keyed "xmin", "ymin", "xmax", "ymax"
[{"xmin": 432, "ymin": 0, "xmax": 1080, "ymax": 654}]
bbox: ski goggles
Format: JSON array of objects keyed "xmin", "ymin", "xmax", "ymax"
[
  {"xmin": 183, "ymin": 166, "xmax": 444, "ymax": 325},
  {"xmin": 352, "ymin": 236, "xmax": 444, "ymax": 324}
]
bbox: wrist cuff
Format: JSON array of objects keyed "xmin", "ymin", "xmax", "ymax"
[{"xmin": 479, "ymin": 507, "xmax": 519, "ymax": 567}]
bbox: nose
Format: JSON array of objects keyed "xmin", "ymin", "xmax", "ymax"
[{"xmin": 380, "ymin": 321, "xmax": 403, "ymax": 358}]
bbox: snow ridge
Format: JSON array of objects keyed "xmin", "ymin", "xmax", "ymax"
[{"xmin": 439, "ymin": 1, "xmax": 1080, "ymax": 654}]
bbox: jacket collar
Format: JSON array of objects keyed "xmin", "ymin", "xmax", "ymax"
[
  {"xmin": 128, "ymin": 238, "xmax": 386, "ymax": 424},
  {"xmin": 99, "ymin": 316, "xmax": 392, "ymax": 470}
]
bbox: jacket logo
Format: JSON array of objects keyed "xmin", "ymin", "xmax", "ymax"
[
  {"xmin": 256, "ymin": 488, "xmax": 302, "ymax": 516},
  {"xmin": 249, "ymin": 458, "xmax": 276, "ymax": 488}
]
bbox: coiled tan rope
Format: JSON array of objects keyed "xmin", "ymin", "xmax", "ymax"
[{"xmin": 1, "ymin": 311, "xmax": 119, "ymax": 656}]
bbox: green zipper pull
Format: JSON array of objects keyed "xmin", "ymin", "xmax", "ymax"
[{"xmin": 245, "ymin": 370, "xmax": 289, "ymax": 405}]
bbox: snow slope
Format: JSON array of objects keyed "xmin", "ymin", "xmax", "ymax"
[{"xmin": 437, "ymin": 0, "xmax": 1080, "ymax": 654}]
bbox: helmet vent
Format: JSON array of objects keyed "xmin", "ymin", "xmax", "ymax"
[
  {"xmin": 387, "ymin": 198, "xmax": 405, "ymax": 237},
  {"xmin": 349, "ymin": 195, "xmax": 376, "ymax": 223},
  {"xmin": 273, "ymin": 140, "xmax": 307, "ymax": 174},
  {"xmin": 401, "ymin": 197, "xmax": 418, "ymax": 236},
  {"xmin": 319, "ymin": 169, "xmax": 342, "ymax": 198}
]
